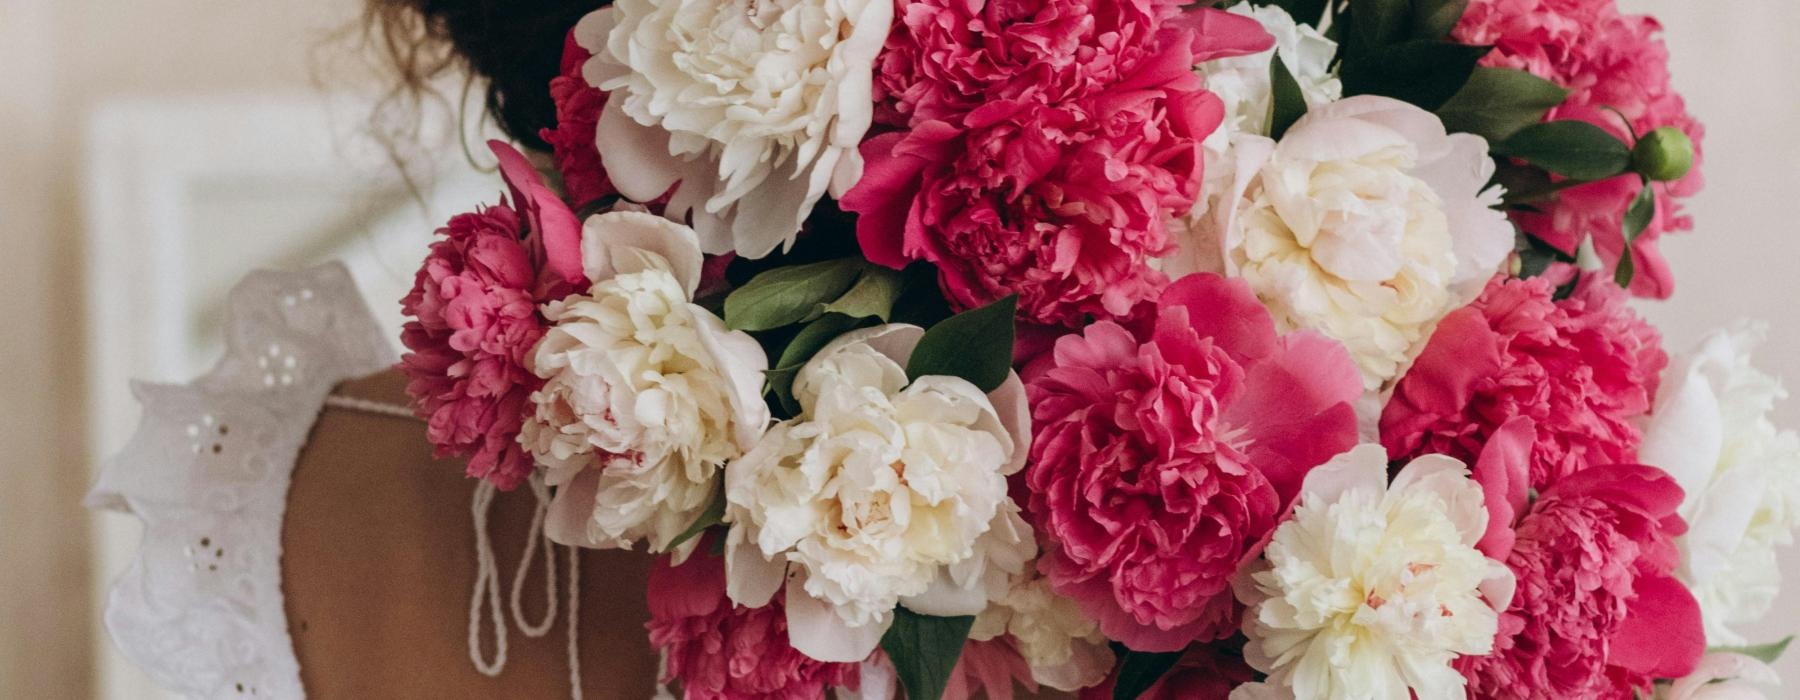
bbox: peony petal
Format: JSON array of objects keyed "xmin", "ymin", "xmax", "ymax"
[
  {"xmin": 1610, "ymin": 573, "xmax": 1705, "ymax": 679},
  {"xmin": 724, "ymin": 526, "xmax": 786, "ymax": 608},
  {"xmin": 1298, "ymin": 444, "xmax": 1389, "ymax": 505},
  {"xmin": 578, "ymin": 210, "xmax": 704, "ymax": 296},
  {"xmin": 987, "ymin": 372, "xmax": 1031, "ymax": 476},
  {"xmin": 1380, "ymin": 306, "xmax": 1504, "ymax": 458},
  {"xmin": 1173, "ymin": 7, "xmax": 1277, "ymax": 62},
  {"xmin": 645, "ymin": 549, "xmax": 727, "ymax": 621},
  {"xmin": 785, "ymin": 580, "xmax": 891, "ymax": 663},
  {"xmin": 1157, "ymin": 274, "xmax": 1278, "ymax": 364},
  {"xmin": 841, "ymin": 132, "xmax": 926, "ymax": 269},
  {"xmin": 692, "ymin": 310, "xmax": 774, "ymax": 451},
  {"xmin": 900, "ymin": 570, "xmax": 990, "ymax": 618},
  {"xmin": 1664, "ymin": 653, "xmax": 1782, "ymax": 700},
  {"xmin": 544, "ymin": 469, "xmax": 605, "ymax": 548},
  {"xmin": 1471, "ymin": 416, "xmax": 1534, "ymax": 559},
  {"xmin": 595, "ymin": 98, "xmax": 681, "ymax": 204},
  {"xmin": 1638, "ymin": 353, "xmax": 1725, "ymax": 517}
]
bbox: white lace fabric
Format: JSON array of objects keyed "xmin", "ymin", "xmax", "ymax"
[{"xmin": 87, "ymin": 264, "xmax": 396, "ymax": 699}]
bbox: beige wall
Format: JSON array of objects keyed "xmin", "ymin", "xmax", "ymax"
[
  {"xmin": 0, "ymin": 0, "xmax": 1796, "ymax": 695},
  {"xmin": 0, "ymin": 0, "xmax": 365, "ymax": 696}
]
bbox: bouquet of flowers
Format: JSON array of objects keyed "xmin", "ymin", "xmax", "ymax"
[{"xmin": 398, "ymin": 0, "xmax": 1798, "ymax": 697}]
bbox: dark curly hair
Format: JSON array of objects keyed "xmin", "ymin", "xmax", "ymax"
[{"xmin": 364, "ymin": 0, "xmax": 606, "ymax": 150}]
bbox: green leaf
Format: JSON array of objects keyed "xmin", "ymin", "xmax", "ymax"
[
  {"xmin": 1269, "ymin": 53, "xmax": 1309, "ymax": 141},
  {"xmin": 1436, "ymin": 67, "xmax": 1569, "ymax": 142},
  {"xmin": 880, "ymin": 607, "xmax": 976, "ymax": 700},
  {"xmin": 906, "ymin": 295, "xmax": 1018, "ymax": 393},
  {"xmin": 822, "ymin": 266, "xmax": 906, "ymax": 321},
  {"xmin": 1341, "ymin": 41, "xmax": 1492, "ymax": 111},
  {"xmin": 1412, "ymin": 0, "xmax": 1471, "ymax": 41},
  {"xmin": 1112, "ymin": 650, "xmax": 1186, "ymax": 700},
  {"xmin": 1348, "ymin": 0, "xmax": 1410, "ymax": 50},
  {"xmin": 1614, "ymin": 177, "xmax": 1656, "ymax": 288},
  {"xmin": 1496, "ymin": 120, "xmax": 1633, "ymax": 182},
  {"xmin": 1709, "ymin": 636, "xmax": 1796, "ymax": 665},
  {"xmin": 766, "ymin": 312, "xmax": 869, "ymax": 415},
  {"xmin": 1259, "ymin": 0, "xmax": 1328, "ymax": 25},
  {"xmin": 664, "ymin": 481, "xmax": 725, "ymax": 551},
  {"xmin": 724, "ymin": 258, "xmax": 863, "ymax": 332}
]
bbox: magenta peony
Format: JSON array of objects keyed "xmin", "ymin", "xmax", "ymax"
[
  {"xmin": 1381, "ymin": 275, "xmax": 1667, "ymax": 490},
  {"xmin": 1455, "ymin": 0, "xmax": 1704, "ymax": 298},
  {"xmin": 845, "ymin": 8, "xmax": 1272, "ymax": 329},
  {"xmin": 399, "ymin": 204, "xmax": 545, "ymax": 490},
  {"xmin": 647, "ymin": 550, "xmax": 862, "ymax": 700},
  {"xmin": 400, "ymin": 141, "xmax": 586, "ymax": 490},
  {"xmin": 1023, "ymin": 274, "xmax": 1361, "ymax": 651},
  {"xmin": 540, "ymin": 26, "xmax": 615, "ymax": 209},
  {"xmin": 872, "ymin": 0, "xmax": 1240, "ymax": 128},
  {"xmin": 1459, "ymin": 463, "xmax": 1704, "ymax": 698}
]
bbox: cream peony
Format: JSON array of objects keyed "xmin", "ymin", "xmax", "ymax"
[
  {"xmin": 1639, "ymin": 322, "xmax": 1800, "ymax": 645},
  {"xmin": 970, "ymin": 562, "xmax": 1115, "ymax": 692},
  {"xmin": 528, "ymin": 211, "xmax": 770, "ymax": 557},
  {"xmin": 1173, "ymin": 95, "xmax": 1513, "ymax": 394},
  {"xmin": 722, "ymin": 324, "xmax": 1032, "ymax": 663},
  {"xmin": 1186, "ymin": 4, "xmax": 1341, "ymax": 227},
  {"xmin": 1233, "ymin": 445, "xmax": 1513, "ymax": 700},
  {"xmin": 578, "ymin": 0, "xmax": 891, "ymax": 258}
]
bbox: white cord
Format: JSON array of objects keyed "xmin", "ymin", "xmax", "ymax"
[
  {"xmin": 510, "ymin": 475, "xmax": 558, "ymax": 638},
  {"xmin": 467, "ymin": 475, "xmax": 587, "ymax": 700},
  {"xmin": 322, "ymin": 394, "xmax": 421, "ymax": 421},
  {"xmin": 468, "ymin": 481, "xmax": 508, "ymax": 676},
  {"xmin": 565, "ymin": 544, "xmax": 584, "ymax": 700}
]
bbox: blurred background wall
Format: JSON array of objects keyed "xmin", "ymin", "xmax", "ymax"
[{"xmin": 0, "ymin": 0, "xmax": 1794, "ymax": 697}]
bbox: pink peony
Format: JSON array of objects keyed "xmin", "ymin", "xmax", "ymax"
[
  {"xmin": 399, "ymin": 203, "xmax": 546, "ymax": 490},
  {"xmin": 540, "ymin": 27, "xmax": 615, "ymax": 209},
  {"xmin": 1455, "ymin": 0, "xmax": 1704, "ymax": 298},
  {"xmin": 1459, "ymin": 463, "xmax": 1704, "ymax": 698},
  {"xmin": 1381, "ymin": 275, "xmax": 1667, "ymax": 490},
  {"xmin": 873, "ymin": 0, "xmax": 1269, "ymax": 128},
  {"xmin": 400, "ymin": 142, "xmax": 586, "ymax": 490},
  {"xmin": 1024, "ymin": 274, "xmax": 1361, "ymax": 651},
  {"xmin": 647, "ymin": 550, "xmax": 862, "ymax": 700},
  {"xmin": 845, "ymin": 8, "xmax": 1271, "ymax": 329}
]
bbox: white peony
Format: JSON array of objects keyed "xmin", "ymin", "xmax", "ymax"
[
  {"xmin": 577, "ymin": 0, "xmax": 891, "ymax": 259},
  {"xmin": 1639, "ymin": 322, "xmax": 1800, "ymax": 646},
  {"xmin": 1233, "ymin": 445, "xmax": 1514, "ymax": 700},
  {"xmin": 722, "ymin": 324, "xmax": 1032, "ymax": 662},
  {"xmin": 1171, "ymin": 95, "xmax": 1513, "ymax": 395},
  {"xmin": 1187, "ymin": 4, "xmax": 1341, "ymax": 220},
  {"xmin": 528, "ymin": 211, "xmax": 770, "ymax": 557},
  {"xmin": 1654, "ymin": 652, "xmax": 1781, "ymax": 700},
  {"xmin": 970, "ymin": 561, "xmax": 1115, "ymax": 692}
]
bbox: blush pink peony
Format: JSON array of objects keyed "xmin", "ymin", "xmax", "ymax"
[
  {"xmin": 1455, "ymin": 0, "xmax": 1704, "ymax": 298},
  {"xmin": 1381, "ymin": 275, "xmax": 1667, "ymax": 490},
  {"xmin": 845, "ymin": 8, "xmax": 1272, "ymax": 329},
  {"xmin": 646, "ymin": 550, "xmax": 862, "ymax": 700},
  {"xmin": 942, "ymin": 639, "xmax": 1036, "ymax": 700},
  {"xmin": 399, "ymin": 203, "xmax": 545, "ymax": 490},
  {"xmin": 540, "ymin": 25, "xmax": 615, "ymax": 209},
  {"xmin": 1459, "ymin": 463, "xmax": 1704, "ymax": 699},
  {"xmin": 1023, "ymin": 274, "xmax": 1361, "ymax": 651}
]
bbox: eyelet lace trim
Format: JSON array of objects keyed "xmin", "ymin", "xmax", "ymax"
[{"xmin": 87, "ymin": 264, "xmax": 393, "ymax": 699}]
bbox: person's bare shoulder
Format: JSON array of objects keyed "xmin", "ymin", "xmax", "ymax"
[{"xmin": 282, "ymin": 368, "xmax": 657, "ymax": 699}]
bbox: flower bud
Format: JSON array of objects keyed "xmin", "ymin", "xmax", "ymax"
[{"xmin": 1631, "ymin": 127, "xmax": 1695, "ymax": 182}]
